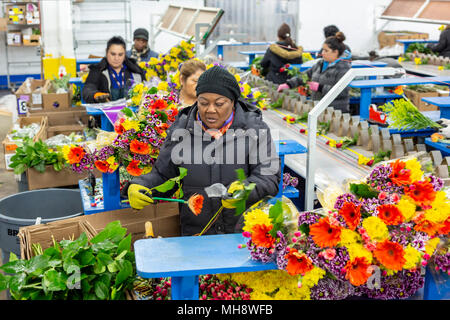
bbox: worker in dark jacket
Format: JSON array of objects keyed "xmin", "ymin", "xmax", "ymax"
[
  {"xmin": 278, "ymin": 32, "xmax": 352, "ymax": 113},
  {"xmin": 127, "ymin": 66, "xmax": 281, "ymax": 236},
  {"xmin": 82, "ymin": 36, "xmax": 146, "ymax": 103},
  {"xmin": 427, "ymin": 25, "xmax": 450, "ymax": 58},
  {"xmin": 260, "ymin": 23, "xmax": 303, "ymax": 84},
  {"xmin": 126, "ymin": 28, "xmax": 159, "ymax": 63}
]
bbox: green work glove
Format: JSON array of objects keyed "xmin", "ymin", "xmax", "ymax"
[
  {"xmin": 128, "ymin": 184, "xmax": 154, "ymax": 210},
  {"xmin": 221, "ymin": 180, "xmax": 245, "ymax": 209}
]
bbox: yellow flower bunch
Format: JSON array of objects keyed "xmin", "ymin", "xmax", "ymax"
[
  {"xmin": 424, "ymin": 191, "xmax": 450, "ymax": 224},
  {"xmin": 62, "ymin": 144, "xmax": 73, "ymax": 162},
  {"xmin": 122, "ymin": 119, "xmax": 140, "ymax": 132},
  {"xmin": 242, "ymin": 208, "xmax": 272, "ymax": 232},
  {"xmin": 414, "ymin": 57, "xmax": 422, "ymax": 65},
  {"xmin": 396, "ymin": 196, "xmax": 416, "ymax": 221},
  {"xmin": 241, "ymin": 83, "xmax": 251, "ymax": 97},
  {"xmin": 106, "ymin": 156, "xmax": 119, "ymax": 172},
  {"xmin": 404, "ymin": 158, "xmax": 424, "ymax": 182},
  {"xmin": 157, "ymin": 81, "xmax": 169, "ymax": 92},
  {"xmin": 339, "ymin": 228, "xmax": 361, "ymax": 246},
  {"xmin": 358, "ymin": 154, "xmax": 372, "ymax": 166},
  {"xmin": 234, "ymin": 74, "xmax": 241, "ymax": 82},
  {"xmin": 301, "ymin": 267, "xmax": 326, "ymax": 289},
  {"xmin": 81, "ymin": 73, "xmax": 88, "ymax": 83},
  {"xmin": 302, "ymin": 52, "xmax": 313, "ymax": 62},
  {"xmin": 403, "ymin": 245, "xmax": 421, "ymax": 270},
  {"xmin": 149, "ymin": 57, "xmax": 159, "ymax": 65},
  {"xmin": 346, "ymin": 243, "xmax": 373, "ymax": 263},
  {"xmin": 425, "ymin": 237, "xmax": 440, "ymax": 256},
  {"xmin": 362, "ymin": 216, "xmax": 389, "ymax": 242},
  {"xmin": 398, "ymin": 56, "xmax": 405, "ymax": 63}
]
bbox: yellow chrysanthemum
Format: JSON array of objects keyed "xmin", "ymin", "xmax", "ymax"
[
  {"xmin": 242, "ymin": 83, "xmax": 251, "ymax": 97},
  {"xmin": 253, "ymin": 91, "xmax": 262, "ymax": 99},
  {"xmin": 170, "ymin": 61, "xmax": 178, "ymax": 70},
  {"xmin": 339, "ymin": 228, "xmax": 362, "ymax": 246},
  {"xmin": 242, "ymin": 208, "xmax": 272, "ymax": 233},
  {"xmin": 403, "ymin": 245, "xmax": 421, "ymax": 270},
  {"xmin": 157, "ymin": 81, "xmax": 169, "ymax": 92},
  {"xmin": 149, "ymin": 57, "xmax": 159, "ymax": 65},
  {"xmin": 404, "ymin": 159, "xmax": 424, "ymax": 182},
  {"xmin": 106, "ymin": 156, "xmax": 119, "ymax": 172},
  {"xmin": 234, "ymin": 74, "xmax": 241, "ymax": 82},
  {"xmin": 362, "ymin": 216, "xmax": 389, "ymax": 242},
  {"xmin": 138, "ymin": 61, "xmax": 146, "ymax": 69},
  {"xmin": 302, "ymin": 267, "xmax": 326, "ymax": 288},
  {"xmin": 163, "ymin": 64, "xmax": 170, "ymax": 72},
  {"xmin": 425, "ymin": 237, "xmax": 441, "ymax": 256},
  {"xmin": 414, "ymin": 57, "xmax": 421, "ymax": 65},
  {"xmin": 122, "ymin": 120, "xmax": 140, "ymax": 132},
  {"xmin": 424, "ymin": 191, "xmax": 450, "ymax": 224},
  {"xmin": 346, "ymin": 243, "xmax": 373, "ymax": 263},
  {"xmin": 396, "ymin": 196, "xmax": 417, "ymax": 222},
  {"xmin": 328, "ymin": 139, "xmax": 336, "ymax": 148}
]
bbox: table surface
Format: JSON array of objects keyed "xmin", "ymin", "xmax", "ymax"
[
  {"xmin": 350, "ymin": 76, "xmax": 450, "ymax": 88},
  {"xmin": 399, "ymin": 61, "xmax": 450, "ymax": 77},
  {"xmin": 134, "ymin": 233, "xmax": 277, "ymax": 278},
  {"xmin": 275, "ymin": 139, "xmax": 307, "ymax": 155},
  {"xmin": 396, "ymin": 39, "xmax": 439, "ymax": 44},
  {"xmin": 422, "ymin": 96, "xmax": 450, "ymax": 107},
  {"xmin": 425, "ymin": 137, "xmax": 450, "ymax": 156}
]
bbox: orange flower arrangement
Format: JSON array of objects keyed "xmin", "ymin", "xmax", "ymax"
[
  {"xmin": 149, "ymin": 99, "xmax": 168, "ymax": 110},
  {"xmin": 377, "ymin": 204, "xmax": 404, "ymax": 225},
  {"xmin": 389, "ymin": 160, "xmax": 411, "ymax": 186},
  {"xmin": 187, "ymin": 194, "xmax": 204, "ymax": 216},
  {"xmin": 414, "ymin": 218, "xmax": 439, "ymax": 237},
  {"xmin": 339, "ymin": 202, "xmax": 361, "ymax": 230},
  {"xmin": 309, "ymin": 217, "xmax": 342, "ymax": 248},
  {"xmin": 404, "ymin": 181, "xmax": 436, "ymax": 207},
  {"xmin": 67, "ymin": 146, "xmax": 86, "ymax": 164},
  {"xmin": 437, "ymin": 217, "xmax": 450, "ymax": 235},
  {"xmin": 373, "ymin": 240, "xmax": 406, "ymax": 271},
  {"xmin": 345, "ymin": 257, "xmax": 371, "ymax": 286},
  {"xmin": 130, "ymin": 140, "xmax": 150, "ymax": 155},
  {"xmin": 251, "ymin": 224, "xmax": 275, "ymax": 248},
  {"xmin": 94, "ymin": 160, "xmax": 109, "ymax": 173},
  {"xmin": 126, "ymin": 159, "xmax": 143, "ymax": 176},
  {"xmin": 285, "ymin": 248, "xmax": 314, "ymax": 276}
]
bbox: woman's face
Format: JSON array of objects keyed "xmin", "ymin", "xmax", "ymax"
[
  {"xmin": 197, "ymin": 92, "xmax": 234, "ymax": 130},
  {"xmin": 321, "ymin": 43, "xmax": 339, "ymax": 63},
  {"xmin": 181, "ymin": 69, "xmax": 204, "ymax": 98},
  {"xmin": 106, "ymin": 44, "xmax": 126, "ymax": 69}
]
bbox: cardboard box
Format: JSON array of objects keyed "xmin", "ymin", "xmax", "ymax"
[
  {"xmin": 2, "ymin": 116, "xmax": 48, "ymax": 170},
  {"xmin": 26, "ymin": 166, "xmax": 101, "ymax": 190},
  {"xmin": 7, "ymin": 31, "xmax": 22, "ymax": 46},
  {"xmin": 29, "ymin": 109, "xmax": 89, "ymax": 137},
  {"xmin": 23, "ymin": 34, "xmax": 40, "ymax": 46},
  {"xmin": 404, "ymin": 88, "xmax": 439, "ymax": 111},
  {"xmin": 41, "ymin": 81, "xmax": 73, "ymax": 111},
  {"xmin": 378, "ymin": 31, "xmax": 429, "ymax": 49},
  {"xmin": 0, "ymin": 17, "xmax": 7, "ymax": 31},
  {"xmin": 6, "ymin": 5, "xmax": 26, "ymax": 25},
  {"xmin": 15, "ymin": 79, "xmax": 47, "ymax": 114},
  {"xmin": 18, "ymin": 202, "xmax": 180, "ymax": 259}
]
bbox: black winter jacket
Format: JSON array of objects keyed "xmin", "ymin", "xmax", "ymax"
[
  {"xmin": 130, "ymin": 99, "xmax": 281, "ymax": 236},
  {"xmin": 429, "ymin": 28, "xmax": 450, "ymax": 58},
  {"xmin": 260, "ymin": 41, "xmax": 303, "ymax": 84},
  {"xmin": 82, "ymin": 57, "xmax": 146, "ymax": 103},
  {"xmin": 286, "ymin": 56, "xmax": 351, "ymax": 112}
]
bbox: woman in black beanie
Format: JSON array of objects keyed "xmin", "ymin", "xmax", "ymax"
[{"xmin": 127, "ymin": 66, "xmax": 281, "ymax": 236}]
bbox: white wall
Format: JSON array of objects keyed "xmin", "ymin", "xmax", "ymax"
[{"xmin": 297, "ymin": 0, "xmax": 443, "ymax": 56}]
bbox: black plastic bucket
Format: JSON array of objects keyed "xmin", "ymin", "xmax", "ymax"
[{"xmin": 0, "ymin": 188, "xmax": 83, "ymax": 263}]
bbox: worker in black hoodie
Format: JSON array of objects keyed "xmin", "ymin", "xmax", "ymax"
[
  {"xmin": 82, "ymin": 36, "xmax": 146, "ymax": 103},
  {"xmin": 259, "ymin": 23, "xmax": 303, "ymax": 84},
  {"xmin": 427, "ymin": 25, "xmax": 450, "ymax": 58}
]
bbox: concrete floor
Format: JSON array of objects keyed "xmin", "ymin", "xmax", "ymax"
[{"xmin": 0, "ymin": 89, "xmax": 19, "ymax": 300}]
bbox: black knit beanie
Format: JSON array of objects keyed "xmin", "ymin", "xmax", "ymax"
[{"xmin": 196, "ymin": 66, "xmax": 241, "ymax": 102}]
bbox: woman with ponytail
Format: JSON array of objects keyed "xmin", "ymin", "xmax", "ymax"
[
  {"xmin": 278, "ymin": 32, "xmax": 352, "ymax": 113},
  {"xmin": 260, "ymin": 23, "xmax": 303, "ymax": 84}
]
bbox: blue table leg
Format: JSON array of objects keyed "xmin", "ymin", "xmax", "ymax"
[
  {"xmin": 249, "ymin": 53, "xmax": 255, "ymax": 65},
  {"xmin": 217, "ymin": 45, "xmax": 224, "ymax": 60},
  {"xmin": 103, "ymin": 170, "xmax": 121, "ymax": 211},
  {"xmin": 100, "ymin": 113, "xmax": 114, "ymax": 131},
  {"xmin": 171, "ymin": 276, "xmax": 199, "ymax": 300},
  {"xmin": 360, "ymin": 87, "xmax": 372, "ymax": 120}
]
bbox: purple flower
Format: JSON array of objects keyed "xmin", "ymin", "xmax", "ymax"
[
  {"xmin": 246, "ymin": 239, "xmax": 275, "ymax": 263},
  {"xmin": 427, "ymin": 175, "xmax": 444, "ymax": 191},
  {"xmin": 298, "ymin": 211, "xmax": 321, "ymax": 227},
  {"xmin": 334, "ymin": 193, "xmax": 360, "ymax": 210},
  {"xmin": 431, "ymin": 252, "xmax": 450, "ymax": 273},
  {"xmin": 310, "ymin": 277, "xmax": 355, "ymax": 300}
]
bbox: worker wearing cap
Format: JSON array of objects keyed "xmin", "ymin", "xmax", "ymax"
[{"xmin": 126, "ymin": 28, "xmax": 159, "ymax": 63}]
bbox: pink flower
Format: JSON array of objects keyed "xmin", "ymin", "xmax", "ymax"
[
  {"xmin": 292, "ymin": 237, "xmax": 298, "ymax": 243},
  {"xmin": 242, "ymin": 231, "xmax": 251, "ymax": 238},
  {"xmin": 378, "ymin": 191, "xmax": 388, "ymax": 200},
  {"xmin": 423, "ymin": 253, "xmax": 430, "ymax": 260},
  {"xmin": 391, "ymin": 193, "xmax": 400, "ymax": 203},
  {"xmin": 294, "ymin": 231, "xmax": 302, "ymax": 237},
  {"xmin": 321, "ymin": 248, "xmax": 336, "ymax": 260}
]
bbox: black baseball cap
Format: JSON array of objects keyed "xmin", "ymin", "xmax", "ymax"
[{"xmin": 133, "ymin": 28, "xmax": 149, "ymax": 41}]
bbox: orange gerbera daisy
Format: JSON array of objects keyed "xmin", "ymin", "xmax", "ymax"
[
  {"xmin": 130, "ymin": 140, "xmax": 150, "ymax": 155},
  {"xmin": 114, "ymin": 120, "xmax": 125, "ymax": 135},
  {"xmin": 94, "ymin": 160, "xmax": 109, "ymax": 173},
  {"xmin": 404, "ymin": 181, "xmax": 436, "ymax": 207},
  {"xmin": 187, "ymin": 194, "xmax": 204, "ymax": 216},
  {"xmin": 389, "ymin": 160, "xmax": 411, "ymax": 186},
  {"xmin": 437, "ymin": 217, "xmax": 450, "ymax": 236},
  {"xmin": 284, "ymin": 248, "xmax": 314, "ymax": 276},
  {"xmin": 414, "ymin": 219, "xmax": 439, "ymax": 237},
  {"xmin": 67, "ymin": 146, "xmax": 85, "ymax": 164},
  {"xmin": 309, "ymin": 217, "xmax": 342, "ymax": 248},
  {"xmin": 150, "ymin": 99, "xmax": 168, "ymax": 110},
  {"xmin": 126, "ymin": 160, "xmax": 143, "ymax": 176},
  {"xmin": 339, "ymin": 202, "xmax": 361, "ymax": 230},
  {"xmin": 345, "ymin": 257, "xmax": 372, "ymax": 286},
  {"xmin": 251, "ymin": 224, "xmax": 275, "ymax": 248},
  {"xmin": 377, "ymin": 204, "xmax": 404, "ymax": 225},
  {"xmin": 373, "ymin": 240, "xmax": 406, "ymax": 271}
]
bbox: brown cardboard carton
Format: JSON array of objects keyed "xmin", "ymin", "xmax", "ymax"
[
  {"xmin": 15, "ymin": 79, "xmax": 47, "ymax": 114},
  {"xmin": 7, "ymin": 30, "xmax": 22, "ymax": 46},
  {"xmin": 6, "ymin": 5, "xmax": 26, "ymax": 25},
  {"xmin": 404, "ymin": 88, "xmax": 439, "ymax": 111},
  {"xmin": 41, "ymin": 81, "xmax": 73, "ymax": 111},
  {"xmin": 2, "ymin": 116, "xmax": 48, "ymax": 170},
  {"xmin": 29, "ymin": 109, "xmax": 89, "ymax": 137},
  {"xmin": 23, "ymin": 34, "xmax": 40, "ymax": 46},
  {"xmin": 378, "ymin": 31, "xmax": 429, "ymax": 49},
  {"xmin": 26, "ymin": 166, "xmax": 101, "ymax": 190},
  {"xmin": 0, "ymin": 17, "xmax": 7, "ymax": 31}
]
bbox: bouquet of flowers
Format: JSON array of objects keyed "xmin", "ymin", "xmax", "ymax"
[
  {"xmin": 240, "ymin": 156, "xmax": 449, "ymax": 300},
  {"xmin": 234, "ymin": 73, "xmax": 269, "ymax": 110}
]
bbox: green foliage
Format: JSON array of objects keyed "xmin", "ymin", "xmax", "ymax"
[
  {"xmin": 380, "ymin": 98, "xmax": 441, "ymax": 131},
  {"xmin": 405, "ymin": 43, "xmax": 436, "ymax": 55},
  {"xmin": 340, "ymin": 133, "xmax": 359, "ymax": 149},
  {"xmin": 318, "ymin": 121, "xmax": 331, "ymax": 135},
  {"xmin": 151, "ymin": 167, "xmax": 187, "ymax": 198},
  {"xmin": 350, "ymin": 183, "xmax": 378, "ymax": 199},
  {"xmin": 50, "ymin": 74, "xmax": 72, "ymax": 92},
  {"xmin": 0, "ymin": 221, "xmax": 136, "ymax": 300},
  {"xmin": 8, "ymin": 138, "xmax": 65, "ymax": 175},
  {"xmin": 372, "ymin": 150, "xmax": 392, "ymax": 166},
  {"xmin": 231, "ymin": 169, "xmax": 256, "ymax": 216},
  {"xmin": 268, "ymin": 200, "xmax": 284, "ymax": 237},
  {"xmin": 269, "ymin": 97, "xmax": 283, "ymax": 109}
]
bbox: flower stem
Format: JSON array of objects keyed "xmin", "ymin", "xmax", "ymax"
[{"xmin": 197, "ymin": 206, "xmax": 224, "ymax": 236}]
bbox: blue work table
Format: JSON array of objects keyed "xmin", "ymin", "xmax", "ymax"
[
  {"xmin": 349, "ymin": 76, "xmax": 450, "ymax": 119},
  {"xmin": 76, "ymin": 58, "xmax": 102, "ymax": 72},
  {"xmin": 134, "ymin": 233, "xmax": 277, "ymax": 300},
  {"xmin": 396, "ymin": 39, "xmax": 439, "ymax": 54},
  {"xmin": 216, "ymin": 41, "xmax": 271, "ymax": 61},
  {"xmin": 238, "ymin": 50, "xmax": 266, "ymax": 65},
  {"xmin": 289, "ymin": 60, "xmax": 387, "ymax": 77},
  {"xmin": 422, "ymin": 96, "xmax": 450, "ymax": 119},
  {"xmin": 425, "ymin": 138, "xmax": 450, "ymax": 156}
]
